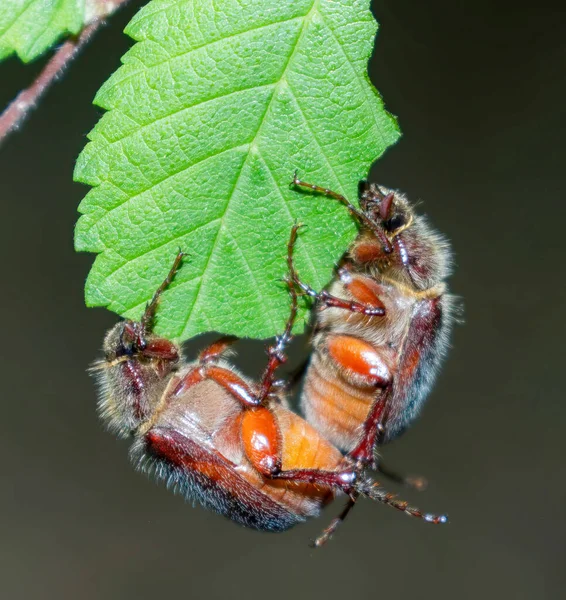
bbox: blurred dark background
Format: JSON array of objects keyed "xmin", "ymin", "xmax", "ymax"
[{"xmin": 1, "ymin": 1, "xmax": 564, "ymax": 598}]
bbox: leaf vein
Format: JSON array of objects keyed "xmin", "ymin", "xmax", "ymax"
[
  {"xmin": 102, "ymin": 13, "xmax": 307, "ymax": 103},
  {"xmin": 102, "ymin": 82, "xmax": 276, "ymax": 146},
  {"xmin": 227, "ymin": 231, "xmax": 277, "ymax": 332},
  {"xmin": 287, "ymin": 83, "xmax": 345, "ymax": 196},
  {"xmin": 322, "ymin": 20, "xmax": 386, "ymax": 146},
  {"xmin": 178, "ymin": 0, "xmax": 321, "ymax": 337},
  {"xmin": 101, "ymin": 218, "xmax": 222, "ymax": 284},
  {"xmin": 178, "ymin": 150, "xmax": 249, "ymax": 337},
  {"xmin": 258, "ymin": 153, "xmax": 318, "ymax": 285},
  {"xmin": 83, "ymin": 142, "xmax": 250, "ymax": 224}
]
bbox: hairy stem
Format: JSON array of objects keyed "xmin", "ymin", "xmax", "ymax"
[{"xmin": 0, "ymin": 0, "xmax": 132, "ymax": 148}]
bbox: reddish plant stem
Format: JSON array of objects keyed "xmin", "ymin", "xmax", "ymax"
[
  {"xmin": 0, "ymin": 0, "xmax": 133, "ymax": 148},
  {"xmin": 0, "ymin": 22, "xmax": 100, "ymax": 147}
]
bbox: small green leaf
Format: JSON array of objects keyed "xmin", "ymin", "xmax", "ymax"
[
  {"xmin": 0, "ymin": 0, "xmax": 85, "ymax": 63},
  {"xmin": 75, "ymin": 0, "xmax": 400, "ymax": 340}
]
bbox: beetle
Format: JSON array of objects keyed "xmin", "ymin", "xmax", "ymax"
[
  {"xmin": 91, "ymin": 237, "xmax": 447, "ymax": 545},
  {"xmin": 288, "ymin": 173, "xmax": 454, "ymax": 490}
]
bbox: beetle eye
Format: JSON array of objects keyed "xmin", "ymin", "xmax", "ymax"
[{"xmin": 383, "ymin": 214, "xmax": 406, "ymax": 232}]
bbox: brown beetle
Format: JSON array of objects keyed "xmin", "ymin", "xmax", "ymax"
[
  {"xmin": 287, "ymin": 174, "xmax": 454, "ymax": 534},
  {"xmin": 92, "ymin": 240, "xmax": 447, "ymax": 544}
]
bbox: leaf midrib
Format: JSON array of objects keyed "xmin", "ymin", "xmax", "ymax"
[{"xmin": 179, "ymin": 0, "xmax": 322, "ymax": 337}]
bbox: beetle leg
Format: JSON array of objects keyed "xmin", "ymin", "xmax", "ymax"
[
  {"xmin": 198, "ymin": 336, "xmax": 239, "ymax": 363},
  {"xmin": 172, "ymin": 364, "xmax": 262, "ymax": 407},
  {"xmin": 258, "ymin": 266, "xmax": 298, "ymax": 401},
  {"xmin": 291, "ymin": 172, "xmax": 393, "ymax": 254},
  {"xmin": 326, "ymin": 334, "xmax": 392, "ymax": 388},
  {"xmin": 175, "ymin": 239, "xmax": 301, "ymax": 407},
  {"xmin": 140, "ymin": 250, "xmax": 186, "ymax": 340},
  {"xmin": 336, "ymin": 269, "xmax": 387, "ymax": 314},
  {"xmin": 267, "ymin": 467, "xmax": 357, "ymax": 493},
  {"xmin": 348, "ymin": 387, "xmax": 391, "ymax": 467},
  {"xmin": 240, "ymin": 398, "xmax": 445, "ymax": 547},
  {"xmin": 321, "ymin": 333, "xmax": 394, "ymax": 467},
  {"xmin": 313, "ymin": 476, "xmax": 446, "ymax": 547},
  {"xmin": 301, "ymin": 286, "xmax": 385, "ymax": 317},
  {"xmin": 241, "ymin": 406, "xmax": 282, "ymax": 475},
  {"xmin": 310, "ymin": 493, "xmax": 359, "ymax": 548},
  {"xmin": 357, "ymin": 479, "xmax": 447, "ymax": 524},
  {"xmin": 287, "ymin": 224, "xmax": 385, "ymax": 316},
  {"xmin": 241, "ymin": 405, "xmax": 357, "ymax": 492}
]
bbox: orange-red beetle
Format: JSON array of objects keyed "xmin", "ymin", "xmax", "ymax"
[
  {"xmin": 289, "ymin": 174, "xmax": 454, "ymax": 478},
  {"xmin": 92, "ymin": 244, "xmax": 447, "ymax": 545}
]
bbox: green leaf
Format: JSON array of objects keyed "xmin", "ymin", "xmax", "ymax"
[
  {"xmin": 0, "ymin": 0, "xmax": 85, "ymax": 63},
  {"xmin": 75, "ymin": 0, "xmax": 400, "ymax": 340}
]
